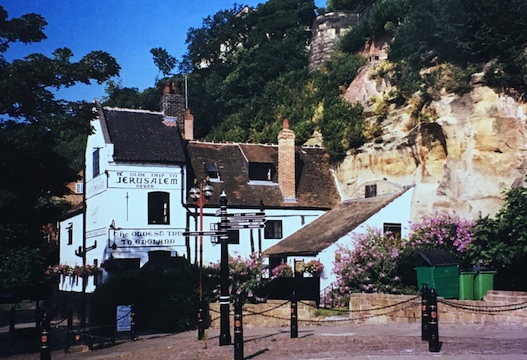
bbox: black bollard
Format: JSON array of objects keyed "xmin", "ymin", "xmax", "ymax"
[
  {"xmin": 290, "ymin": 290, "xmax": 298, "ymax": 339},
  {"xmin": 420, "ymin": 283, "xmax": 430, "ymax": 341},
  {"xmin": 198, "ymin": 300, "xmax": 205, "ymax": 340},
  {"xmin": 233, "ymin": 294, "xmax": 244, "ymax": 360},
  {"xmin": 40, "ymin": 312, "xmax": 51, "ymax": 360},
  {"xmin": 9, "ymin": 306, "xmax": 15, "ymax": 334},
  {"xmin": 67, "ymin": 309, "xmax": 73, "ymax": 332},
  {"xmin": 428, "ymin": 287, "xmax": 440, "ymax": 352}
]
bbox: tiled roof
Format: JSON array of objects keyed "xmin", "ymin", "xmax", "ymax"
[
  {"xmin": 102, "ymin": 107, "xmax": 186, "ymax": 164},
  {"xmin": 186, "ymin": 141, "xmax": 340, "ymax": 209},
  {"xmin": 264, "ymin": 186, "xmax": 412, "ymax": 256}
]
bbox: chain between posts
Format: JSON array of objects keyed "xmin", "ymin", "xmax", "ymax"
[{"xmin": 439, "ymin": 298, "xmax": 527, "ymax": 313}]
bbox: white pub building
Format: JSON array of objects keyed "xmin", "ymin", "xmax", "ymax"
[{"xmin": 58, "ymin": 83, "xmax": 414, "ymax": 313}]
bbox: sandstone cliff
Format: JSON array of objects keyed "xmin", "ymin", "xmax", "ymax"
[{"xmin": 335, "ymin": 62, "xmax": 527, "ymax": 221}]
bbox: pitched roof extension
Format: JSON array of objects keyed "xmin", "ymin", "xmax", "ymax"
[
  {"xmin": 100, "ymin": 107, "xmax": 186, "ymax": 164},
  {"xmin": 186, "ymin": 141, "xmax": 340, "ymax": 209},
  {"xmin": 264, "ymin": 186, "xmax": 412, "ymax": 257}
]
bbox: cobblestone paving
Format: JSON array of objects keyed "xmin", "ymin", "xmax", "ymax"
[{"xmin": 3, "ymin": 322, "xmax": 527, "ymax": 359}]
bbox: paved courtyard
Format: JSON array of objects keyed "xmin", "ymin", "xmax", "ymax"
[{"xmin": 2, "ymin": 321, "xmax": 527, "ymax": 359}]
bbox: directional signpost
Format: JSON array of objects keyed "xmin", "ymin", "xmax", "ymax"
[
  {"xmin": 222, "ymin": 212, "xmax": 266, "ymax": 230},
  {"xmin": 225, "ymin": 223, "xmax": 265, "ymax": 230},
  {"xmin": 182, "ymin": 230, "xmax": 227, "ymax": 237}
]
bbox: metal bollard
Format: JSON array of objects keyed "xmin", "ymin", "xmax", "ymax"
[
  {"xmin": 290, "ymin": 290, "xmax": 298, "ymax": 339},
  {"xmin": 233, "ymin": 294, "xmax": 244, "ymax": 360},
  {"xmin": 420, "ymin": 283, "xmax": 430, "ymax": 341},
  {"xmin": 198, "ymin": 300, "xmax": 205, "ymax": 340},
  {"xmin": 428, "ymin": 287, "xmax": 440, "ymax": 352},
  {"xmin": 9, "ymin": 306, "xmax": 15, "ymax": 334},
  {"xmin": 67, "ymin": 309, "xmax": 73, "ymax": 332},
  {"xmin": 40, "ymin": 312, "xmax": 51, "ymax": 360}
]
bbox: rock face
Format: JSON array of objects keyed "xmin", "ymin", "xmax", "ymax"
[{"xmin": 335, "ymin": 64, "xmax": 527, "ymax": 221}]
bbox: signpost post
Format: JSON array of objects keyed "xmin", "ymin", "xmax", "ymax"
[
  {"xmin": 184, "ymin": 195, "xmax": 266, "ymax": 347},
  {"xmin": 218, "ymin": 192, "xmax": 232, "ymax": 346}
]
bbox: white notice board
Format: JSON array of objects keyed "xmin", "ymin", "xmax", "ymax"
[{"xmin": 116, "ymin": 305, "xmax": 132, "ymax": 332}]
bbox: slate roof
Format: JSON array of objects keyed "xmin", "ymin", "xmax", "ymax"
[
  {"xmin": 101, "ymin": 107, "xmax": 186, "ymax": 164},
  {"xmin": 264, "ymin": 186, "xmax": 412, "ymax": 257},
  {"xmin": 186, "ymin": 141, "xmax": 340, "ymax": 209}
]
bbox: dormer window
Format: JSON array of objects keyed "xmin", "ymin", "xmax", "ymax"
[
  {"xmin": 365, "ymin": 184, "xmax": 377, "ymax": 198},
  {"xmin": 204, "ymin": 161, "xmax": 220, "ymax": 180},
  {"xmin": 249, "ymin": 163, "xmax": 275, "ymax": 182}
]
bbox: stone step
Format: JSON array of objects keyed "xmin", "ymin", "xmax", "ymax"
[{"xmin": 484, "ymin": 290, "xmax": 527, "ymax": 303}]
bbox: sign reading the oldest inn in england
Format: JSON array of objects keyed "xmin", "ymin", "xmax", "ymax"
[
  {"xmin": 107, "ymin": 171, "xmax": 181, "ymax": 190},
  {"xmin": 114, "ymin": 228, "xmax": 186, "ymax": 248}
]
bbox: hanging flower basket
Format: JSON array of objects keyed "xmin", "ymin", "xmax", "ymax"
[
  {"xmin": 46, "ymin": 264, "xmax": 102, "ymax": 284},
  {"xmin": 301, "ymin": 260, "xmax": 324, "ymax": 277}
]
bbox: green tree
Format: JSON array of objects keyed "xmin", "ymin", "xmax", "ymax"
[
  {"xmin": 328, "ymin": 0, "xmax": 374, "ymax": 11},
  {"xmin": 181, "ymin": 0, "xmax": 316, "ymax": 141},
  {"xmin": 0, "ymin": 6, "xmax": 119, "ymax": 296},
  {"xmin": 469, "ymin": 187, "xmax": 527, "ymax": 290},
  {"xmin": 150, "ymin": 47, "xmax": 177, "ymax": 76}
]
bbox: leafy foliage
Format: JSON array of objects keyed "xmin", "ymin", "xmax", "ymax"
[
  {"xmin": 332, "ymin": 227, "xmax": 409, "ymax": 306},
  {"xmin": 150, "ymin": 47, "xmax": 177, "ymax": 76},
  {"xmin": 469, "ymin": 187, "xmax": 527, "ymax": 290},
  {"xmin": 209, "ymin": 253, "xmax": 267, "ymax": 299},
  {"xmin": 0, "ymin": 6, "xmax": 119, "ymax": 295},
  {"xmin": 331, "ymin": 212, "xmax": 478, "ymax": 305}
]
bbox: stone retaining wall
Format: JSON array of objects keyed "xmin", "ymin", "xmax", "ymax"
[
  {"xmin": 349, "ymin": 290, "xmax": 527, "ymax": 325},
  {"xmin": 209, "ymin": 300, "xmax": 318, "ymax": 328},
  {"xmin": 209, "ymin": 291, "xmax": 527, "ymax": 328}
]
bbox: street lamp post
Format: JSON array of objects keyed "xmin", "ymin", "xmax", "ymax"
[
  {"xmin": 189, "ymin": 178, "xmax": 214, "ymax": 340},
  {"xmin": 219, "ymin": 191, "xmax": 232, "ymax": 346}
]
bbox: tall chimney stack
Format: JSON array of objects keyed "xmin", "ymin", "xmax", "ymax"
[
  {"xmin": 160, "ymin": 81, "xmax": 186, "ymax": 134},
  {"xmin": 184, "ymin": 108, "xmax": 194, "ymax": 140},
  {"xmin": 278, "ymin": 119, "xmax": 296, "ymax": 202}
]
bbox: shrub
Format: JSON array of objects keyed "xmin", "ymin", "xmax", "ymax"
[
  {"xmin": 208, "ymin": 253, "xmax": 268, "ymax": 301},
  {"xmin": 408, "ymin": 211, "xmax": 475, "ymax": 259},
  {"xmin": 331, "ymin": 226, "xmax": 409, "ymax": 306}
]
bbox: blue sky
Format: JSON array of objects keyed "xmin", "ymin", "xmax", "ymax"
[{"xmin": 4, "ymin": 1, "xmax": 325, "ymax": 102}]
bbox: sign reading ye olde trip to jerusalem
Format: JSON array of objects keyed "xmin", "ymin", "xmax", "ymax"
[{"xmin": 108, "ymin": 171, "xmax": 180, "ymax": 190}]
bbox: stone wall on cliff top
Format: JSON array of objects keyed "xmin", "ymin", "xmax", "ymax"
[{"xmin": 336, "ymin": 62, "xmax": 527, "ymax": 221}]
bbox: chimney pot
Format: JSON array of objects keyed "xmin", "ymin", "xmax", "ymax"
[
  {"xmin": 283, "ymin": 118, "xmax": 289, "ymax": 130},
  {"xmin": 163, "ymin": 82, "xmax": 171, "ymax": 95}
]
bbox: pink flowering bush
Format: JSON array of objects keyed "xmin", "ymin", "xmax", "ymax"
[
  {"xmin": 209, "ymin": 253, "xmax": 267, "ymax": 300},
  {"xmin": 408, "ymin": 211, "xmax": 475, "ymax": 253},
  {"xmin": 331, "ymin": 226, "xmax": 409, "ymax": 306},
  {"xmin": 329, "ymin": 212, "xmax": 476, "ymax": 306}
]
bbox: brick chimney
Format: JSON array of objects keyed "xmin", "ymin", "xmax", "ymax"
[
  {"xmin": 160, "ymin": 81, "xmax": 186, "ymax": 134},
  {"xmin": 184, "ymin": 108, "xmax": 194, "ymax": 140},
  {"xmin": 278, "ymin": 119, "xmax": 296, "ymax": 202}
]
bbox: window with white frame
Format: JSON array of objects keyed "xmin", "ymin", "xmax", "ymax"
[
  {"xmin": 383, "ymin": 222, "xmax": 401, "ymax": 239},
  {"xmin": 264, "ymin": 220, "xmax": 282, "ymax": 239},
  {"xmin": 365, "ymin": 184, "xmax": 377, "ymax": 198},
  {"xmin": 148, "ymin": 191, "xmax": 170, "ymax": 224},
  {"xmin": 92, "ymin": 148, "xmax": 100, "ymax": 178}
]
